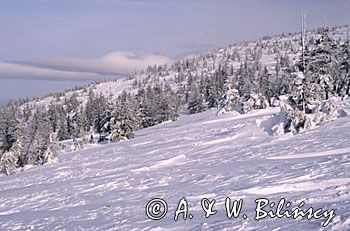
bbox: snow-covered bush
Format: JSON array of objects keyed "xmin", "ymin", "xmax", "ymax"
[
  {"xmin": 188, "ymin": 98, "xmax": 206, "ymax": 115},
  {"xmin": 265, "ymin": 97, "xmax": 347, "ymax": 136},
  {"xmin": 303, "ymin": 98, "xmax": 347, "ymax": 130},
  {"xmin": 280, "ymin": 102, "xmax": 306, "ymax": 134},
  {"xmin": 0, "ymin": 150, "xmax": 18, "ymax": 175},
  {"xmin": 40, "ymin": 133, "xmax": 59, "ymax": 164},
  {"xmin": 70, "ymin": 138, "xmax": 85, "ymax": 151},
  {"xmin": 242, "ymin": 93, "xmax": 269, "ymax": 113},
  {"xmin": 109, "ymin": 120, "xmax": 134, "ymax": 142},
  {"xmin": 217, "ymin": 88, "xmax": 244, "ymax": 116},
  {"xmin": 218, "ymin": 90, "xmax": 269, "ymax": 116}
]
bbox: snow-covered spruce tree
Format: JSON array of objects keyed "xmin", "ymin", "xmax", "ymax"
[
  {"xmin": 148, "ymin": 84, "xmax": 164, "ymax": 122},
  {"xmin": 0, "ymin": 149, "xmax": 19, "ymax": 175},
  {"xmin": 38, "ymin": 133, "xmax": 59, "ymax": 165},
  {"xmin": 22, "ymin": 103, "xmax": 32, "ymax": 122},
  {"xmin": 273, "ymin": 55, "xmax": 294, "ymax": 100},
  {"xmin": 82, "ymin": 92, "xmax": 109, "ymax": 140},
  {"xmin": 57, "ymin": 113, "xmax": 70, "ymax": 141},
  {"xmin": 220, "ymin": 88, "xmax": 241, "ymax": 115},
  {"xmin": 288, "ymin": 12, "xmax": 309, "ymax": 113},
  {"xmin": 337, "ymin": 31, "xmax": 350, "ymax": 96},
  {"xmin": 72, "ymin": 106, "xmax": 87, "ymax": 139},
  {"xmin": 136, "ymin": 88, "xmax": 155, "ymax": 128},
  {"xmin": 0, "ymin": 118, "xmax": 25, "ymax": 175},
  {"xmin": 47, "ymin": 101, "xmax": 60, "ymax": 133},
  {"xmin": 93, "ymin": 94, "xmax": 108, "ymax": 137},
  {"xmin": 332, "ymin": 39, "xmax": 344, "ymax": 96},
  {"xmin": 240, "ymin": 62, "xmax": 266, "ymax": 111},
  {"xmin": 110, "ymin": 91, "xmax": 136, "ymax": 142},
  {"xmin": 292, "ymin": 22, "xmax": 322, "ymax": 113},
  {"xmin": 258, "ymin": 65, "xmax": 274, "ymax": 106},
  {"xmin": 236, "ymin": 62, "xmax": 247, "ymax": 95},
  {"xmin": 20, "ymin": 107, "xmax": 51, "ymax": 166},
  {"xmin": 156, "ymin": 83, "xmax": 179, "ymax": 122},
  {"xmin": 202, "ymin": 65, "xmax": 228, "ymax": 108},
  {"xmin": 235, "ymin": 57, "xmax": 269, "ymax": 113},
  {"xmin": 99, "ymin": 100, "xmax": 114, "ymax": 136},
  {"xmin": 242, "ymin": 92, "xmax": 269, "ymax": 113},
  {"xmin": 187, "ymin": 82, "xmax": 206, "ymax": 114},
  {"xmin": 22, "ymin": 105, "xmax": 62, "ymax": 166},
  {"xmin": 291, "ymin": 69, "xmax": 315, "ymax": 113},
  {"xmin": 66, "ymin": 92, "xmax": 80, "ymax": 113},
  {"xmin": 84, "ymin": 89, "xmax": 96, "ymax": 132},
  {"xmin": 66, "ymin": 115, "xmax": 74, "ymax": 138},
  {"xmin": 271, "ymin": 16, "xmax": 314, "ymax": 135},
  {"xmin": 0, "ymin": 106, "xmax": 19, "ymax": 152},
  {"xmin": 203, "ymin": 74, "xmax": 218, "ymax": 108},
  {"xmin": 308, "ymin": 26, "xmax": 335, "ymax": 101},
  {"xmin": 176, "ymin": 83, "xmax": 188, "ymax": 109},
  {"xmin": 268, "ymin": 96, "xmax": 306, "ymax": 136},
  {"xmin": 217, "ymin": 79, "xmax": 243, "ymax": 116},
  {"xmin": 272, "ymin": 23, "xmax": 347, "ymax": 135},
  {"xmin": 70, "ymin": 110, "xmax": 87, "ymax": 151}
]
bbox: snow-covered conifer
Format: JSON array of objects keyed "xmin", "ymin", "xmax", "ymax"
[
  {"xmin": 188, "ymin": 83, "xmax": 206, "ymax": 114},
  {"xmin": 217, "ymin": 86, "xmax": 242, "ymax": 116},
  {"xmin": 39, "ymin": 133, "xmax": 59, "ymax": 164}
]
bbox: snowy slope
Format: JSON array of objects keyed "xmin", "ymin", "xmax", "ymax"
[
  {"xmin": 20, "ymin": 25, "xmax": 349, "ymax": 112},
  {"xmin": 1, "ymin": 102, "xmax": 350, "ymax": 230}
]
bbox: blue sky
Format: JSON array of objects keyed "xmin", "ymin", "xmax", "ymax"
[{"xmin": 0, "ymin": 0, "xmax": 349, "ymax": 78}]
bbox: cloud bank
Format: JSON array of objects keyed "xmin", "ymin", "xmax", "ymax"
[{"xmin": 0, "ymin": 51, "xmax": 171, "ymax": 80}]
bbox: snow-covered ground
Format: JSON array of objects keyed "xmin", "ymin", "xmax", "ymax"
[{"xmin": 1, "ymin": 103, "xmax": 350, "ymax": 230}]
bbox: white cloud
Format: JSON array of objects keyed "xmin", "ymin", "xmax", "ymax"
[
  {"xmin": 0, "ymin": 62, "xmax": 102, "ymax": 80},
  {"xmin": 0, "ymin": 51, "xmax": 172, "ymax": 80}
]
